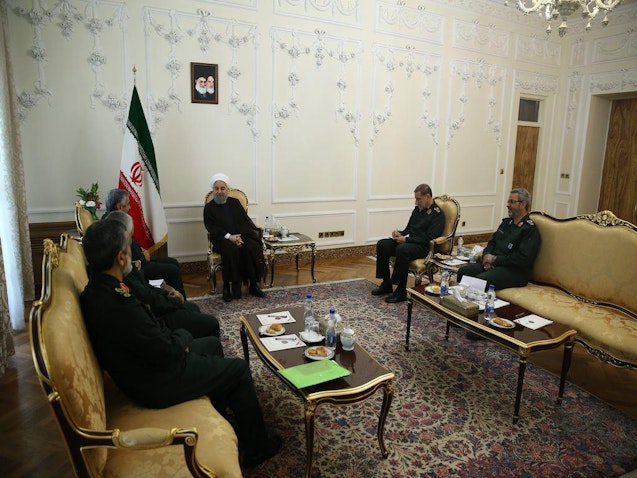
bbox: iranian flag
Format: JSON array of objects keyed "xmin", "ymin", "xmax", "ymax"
[{"xmin": 119, "ymin": 86, "xmax": 168, "ymax": 253}]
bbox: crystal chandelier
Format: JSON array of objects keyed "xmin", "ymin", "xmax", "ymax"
[{"xmin": 505, "ymin": 0, "xmax": 624, "ymax": 37}]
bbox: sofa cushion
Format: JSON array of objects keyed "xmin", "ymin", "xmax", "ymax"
[
  {"xmin": 530, "ymin": 212, "xmax": 637, "ymax": 315},
  {"xmin": 104, "ymin": 371, "xmax": 241, "ymax": 478},
  {"xmin": 498, "ymin": 284, "xmax": 637, "ymax": 365}
]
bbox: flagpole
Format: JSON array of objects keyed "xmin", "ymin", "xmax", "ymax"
[{"xmin": 132, "ymin": 65, "xmax": 137, "ymax": 86}]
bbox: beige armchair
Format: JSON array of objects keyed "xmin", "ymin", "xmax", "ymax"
[
  {"xmin": 393, "ymin": 194, "xmax": 461, "ymax": 286},
  {"xmin": 205, "ymin": 188, "xmax": 249, "ymax": 293},
  {"xmin": 74, "ymin": 201, "xmax": 96, "ymax": 236}
]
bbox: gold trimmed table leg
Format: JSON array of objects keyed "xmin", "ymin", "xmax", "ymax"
[
  {"xmin": 377, "ymin": 380, "xmax": 394, "ymax": 458},
  {"xmin": 304, "ymin": 401, "xmax": 317, "ymax": 478},
  {"xmin": 557, "ymin": 339, "xmax": 575, "ymax": 404},
  {"xmin": 514, "ymin": 357, "xmax": 528, "ymax": 424}
]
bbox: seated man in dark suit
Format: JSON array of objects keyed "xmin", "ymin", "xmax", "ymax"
[
  {"xmin": 104, "ymin": 211, "xmax": 219, "ymax": 338},
  {"xmin": 203, "ymin": 173, "xmax": 265, "ymax": 302},
  {"xmin": 80, "ymin": 219, "xmax": 281, "ymax": 468},
  {"xmin": 104, "ymin": 188, "xmax": 186, "ymax": 298},
  {"xmin": 457, "ymin": 188, "xmax": 541, "ymax": 291},
  {"xmin": 372, "ymin": 183, "xmax": 445, "ymax": 303}
]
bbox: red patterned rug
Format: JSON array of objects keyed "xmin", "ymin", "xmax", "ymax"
[{"xmin": 193, "ymin": 279, "xmax": 637, "ymax": 478}]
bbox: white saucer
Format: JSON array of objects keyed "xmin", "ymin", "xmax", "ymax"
[
  {"xmin": 259, "ymin": 325, "xmax": 286, "ymax": 336},
  {"xmin": 488, "ymin": 318, "xmax": 515, "ymax": 329},
  {"xmin": 299, "ymin": 331, "xmax": 324, "ymax": 343},
  {"xmin": 425, "ymin": 285, "xmax": 441, "ymax": 294}
]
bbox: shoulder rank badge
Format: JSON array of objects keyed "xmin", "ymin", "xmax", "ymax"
[{"xmin": 115, "ymin": 283, "xmax": 131, "ymax": 297}]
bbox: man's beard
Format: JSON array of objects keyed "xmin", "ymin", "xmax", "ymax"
[
  {"xmin": 123, "ymin": 254, "xmax": 133, "ymax": 276},
  {"xmin": 206, "ymin": 87, "xmax": 214, "ymax": 94},
  {"xmin": 213, "ymin": 195, "xmax": 228, "ymax": 205},
  {"xmin": 195, "ymin": 85, "xmax": 206, "ymax": 95}
]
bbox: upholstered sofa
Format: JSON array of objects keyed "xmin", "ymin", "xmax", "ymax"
[
  {"xmin": 30, "ymin": 234, "xmax": 241, "ymax": 477},
  {"xmin": 497, "ymin": 210, "xmax": 637, "ymax": 369}
]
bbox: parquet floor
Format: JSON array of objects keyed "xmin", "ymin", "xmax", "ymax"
[{"xmin": 1, "ymin": 255, "xmax": 635, "ymax": 477}]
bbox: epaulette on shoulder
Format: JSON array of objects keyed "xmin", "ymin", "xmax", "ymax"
[
  {"xmin": 433, "ymin": 206, "xmax": 441, "ymax": 213},
  {"xmin": 526, "ymin": 218, "xmax": 535, "ymax": 226}
]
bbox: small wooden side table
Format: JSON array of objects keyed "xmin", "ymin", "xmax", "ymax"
[{"xmin": 263, "ymin": 233, "xmax": 316, "ymax": 287}]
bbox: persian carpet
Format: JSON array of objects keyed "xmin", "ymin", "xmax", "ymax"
[{"xmin": 192, "ymin": 279, "xmax": 637, "ymax": 478}]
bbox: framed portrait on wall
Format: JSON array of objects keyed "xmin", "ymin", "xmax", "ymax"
[{"xmin": 191, "ymin": 62, "xmax": 218, "ymax": 104}]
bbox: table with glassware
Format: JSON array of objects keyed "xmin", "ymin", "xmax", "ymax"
[
  {"xmin": 239, "ymin": 306, "xmax": 394, "ymax": 478},
  {"xmin": 262, "ymin": 232, "xmax": 316, "ymax": 287},
  {"xmin": 405, "ymin": 284, "xmax": 577, "ymax": 423}
]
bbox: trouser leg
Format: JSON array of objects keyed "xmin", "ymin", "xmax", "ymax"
[
  {"xmin": 375, "ymin": 238, "xmax": 396, "ymax": 281},
  {"xmin": 391, "ymin": 243, "xmax": 426, "ymax": 290}
]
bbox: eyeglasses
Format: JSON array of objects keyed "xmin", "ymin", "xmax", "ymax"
[{"xmin": 506, "ymin": 200, "xmax": 522, "ymax": 205}]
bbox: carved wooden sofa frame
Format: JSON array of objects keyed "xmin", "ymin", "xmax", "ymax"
[
  {"xmin": 30, "ymin": 234, "xmax": 241, "ymax": 477},
  {"xmin": 497, "ymin": 210, "xmax": 637, "ymax": 369}
]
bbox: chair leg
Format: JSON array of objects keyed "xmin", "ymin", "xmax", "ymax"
[{"xmin": 209, "ymin": 265, "xmax": 219, "ymax": 294}]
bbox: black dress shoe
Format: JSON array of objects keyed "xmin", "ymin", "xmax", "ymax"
[
  {"xmin": 385, "ymin": 289, "xmax": 407, "ymax": 303},
  {"xmin": 249, "ymin": 283, "xmax": 265, "ymax": 298},
  {"xmin": 222, "ymin": 284, "xmax": 232, "ymax": 302},
  {"xmin": 371, "ymin": 282, "xmax": 393, "ymax": 296},
  {"xmin": 243, "ymin": 433, "xmax": 282, "ymax": 468},
  {"xmin": 232, "ymin": 282, "xmax": 242, "ymax": 299}
]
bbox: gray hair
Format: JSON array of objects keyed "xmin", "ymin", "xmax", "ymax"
[
  {"xmin": 105, "ymin": 188, "xmax": 129, "ymax": 212},
  {"xmin": 414, "ymin": 184, "xmax": 433, "ymax": 197},
  {"xmin": 511, "ymin": 188, "xmax": 531, "ymax": 209},
  {"xmin": 82, "ymin": 220, "xmax": 129, "ymax": 272},
  {"xmin": 103, "ymin": 210, "xmax": 133, "ymax": 234}
]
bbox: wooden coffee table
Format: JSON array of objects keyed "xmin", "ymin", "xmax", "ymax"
[
  {"xmin": 240, "ymin": 306, "xmax": 394, "ymax": 478},
  {"xmin": 406, "ymin": 285, "xmax": 577, "ymax": 423},
  {"xmin": 263, "ymin": 233, "xmax": 316, "ymax": 287}
]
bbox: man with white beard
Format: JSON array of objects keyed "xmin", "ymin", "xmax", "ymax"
[
  {"xmin": 203, "ymin": 173, "xmax": 265, "ymax": 302},
  {"xmin": 205, "ymin": 75, "xmax": 215, "ymax": 100},
  {"xmin": 193, "ymin": 76, "xmax": 207, "ymax": 100}
]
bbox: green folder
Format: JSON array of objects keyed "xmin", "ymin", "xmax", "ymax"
[{"xmin": 278, "ymin": 360, "xmax": 352, "ymax": 389}]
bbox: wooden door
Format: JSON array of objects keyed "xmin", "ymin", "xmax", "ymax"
[
  {"xmin": 598, "ymin": 98, "xmax": 637, "ymax": 224},
  {"xmin": 512, "ymin": 125, "xmax": 539, "ymax": 197}
]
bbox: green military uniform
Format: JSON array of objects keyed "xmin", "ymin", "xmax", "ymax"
[
  {"xmin": 80, "ymin": 272, "xmax": 269, "ymax": 457},
  {"xmin": 457, "ymin": 214, "xmax": 541, "ymax": 290},
  {"xmin": 124, "ymin": 269, "xmax": 219, "ymax": 338},
  {"xmin": 376, "ymin": 201, "xmax": 446, "ymax": 290}
]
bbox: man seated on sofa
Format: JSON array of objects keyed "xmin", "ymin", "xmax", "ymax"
[
  {"xmin": 104, "ymin": 211, "xmax": 219, "ymax": 339},
  {"xmin": 104, "ymin": 188, "xmax": 186, "ymax": 298},
  {"xmin": 80, "ymin": 219, "xmax": 282, "ymax": 468},
  {"xmin": 457, "ymin": 187, "xmax": 541, "ymax": 291},
  {"xmin": 372, "ymin": 183, "xmax": 445, "ymax": 303}
]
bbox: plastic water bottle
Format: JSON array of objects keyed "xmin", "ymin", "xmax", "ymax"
[
  {"xmin": 457, "ymin": 235, "xmax": 464, "ymax": 255},
  {"xmin": 325, "ymin": 308, "xmax": 337, "ymax": 350},
  {"xmin": 440, "ymin": 268, "xmax": 450, "ymax": 297},
  {"xmin": 303, "ymin": 294, "xmax": 314, "ymax": 333},
  {"xmin": 485, "ymin": 284, "xmax": 496, "ymax": 320},
  {"xmin": 264, "ymin": 216, "xmax": 271, "ymax": 236}
]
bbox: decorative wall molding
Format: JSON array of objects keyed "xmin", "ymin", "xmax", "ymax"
[
  {"xmin": 195, "ymin": 0, "xmax": 258, "ymax": 10},
  {"xmin": 143, "ymin": 7, "xmax": 259, "ymax": 138},
  {"xmin": 370, "ymin": 44, "xmax": 441, "ymax": 146},
  {"xmin": 566, "ymin": 71, "xmax": 583, "ymax": 130},
  {"xmin": 514, "ymin": 70, "xmax": 558, "ymax": 95},
  {"xmin": 514, "ymin": 33, "xmax": 562, "ymax": 67},
  {"xmin": 448, "ymin": 58, "xmax": 506, "ymax": 148},
  {"xmin": 274, "ymin": 0, "xmax": 361, "ymax": 28},
  {"xmin": 375, "ymin": 1, "xmax": 443, "ymax": 44},
  {"xmin": 453, "ymin": 19, "xmax": 509, "ymax": 58},
  {"xmin": 592, "ymin": 29, "xmax": 637, "ymax": 64},
  {"xmin": 589, "ymin": 68, "xmax": 637, "ymax": 94},
  {"xmin": 270, "ymin": 28, "xmax": 363, "ymax": 145},
  {"xmin": 7, "ymin": 0, "xmax": 128, "ymax": 123},
  {"xmin": 569, "ymin": 38, "xmax": 588, "ymax": 68}
]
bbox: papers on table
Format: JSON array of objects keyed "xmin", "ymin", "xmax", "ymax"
[
  {"xmin": 514, "ymin": 314, "xmax": 553, "ymax": 330},
  {"xmin": 460, "ymin": 276, "xmax": 487, "ymax": 292},
  {"xmin": 260, "ymin": 334, "xmax": 305, "ymax": 352},
  {"xmin": 278, "ymin": 235, "xmax": 300, "ymax": 242},
  {"xmin": 149, "ymin": 279, "xmax": 166, "ymax": 288},
  {"xmin": 494, "ymin": 299, "xmax": 510, "ymax": 309},
  {"xmin": 442, "ymin": 258, "xmax": 467, "ymax": 266},
  {"xmin": 257, "ymin": 311, "xmax": 296, "ymax": 325},
  {"xmin": 278, "ymin": 360, "xmax": 351, "ymax": 389}
]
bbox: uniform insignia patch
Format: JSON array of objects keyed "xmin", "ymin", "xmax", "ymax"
[
  {"xmin": 507, "ymin": 243, "xmax": 513, "ymax": 250},
  {"xmin": 116, "ymin": 283, "xmax": 131, "ymax": 297},
  {"xmin": 527, "ymin": 219, "xmax": 535, "ymax": 225}
]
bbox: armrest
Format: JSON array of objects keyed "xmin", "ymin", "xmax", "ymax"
[
  {"xmin": 428, "ymin": 235, "xmax": 453, "ymax": 256},
  {"xmin": 113, "ymin": 426, "xmax": 198, "ymax": 450}
]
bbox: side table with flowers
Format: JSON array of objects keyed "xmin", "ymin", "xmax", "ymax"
[{"xmin": 76, "ymin": 183, "xmax": 102, "ymax": 220}]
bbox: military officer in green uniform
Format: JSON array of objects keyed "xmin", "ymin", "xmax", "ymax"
[
  {"xmin": 79, "ymin": 219, "xmax": 282, "ymax": 468},
  {"xmin": 458, "ymin": 188, "xmax": 541, "ymax": 291},
  {"xmin": 372, "ymin": 183, "xmax": 446, "ymax": 303}
]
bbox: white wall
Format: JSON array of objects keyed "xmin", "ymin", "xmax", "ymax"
[{"xmin": 6, "ymin": 0, "xmax": 637, "ymax": 262}]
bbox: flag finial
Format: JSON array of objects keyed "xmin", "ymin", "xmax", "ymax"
[{"xmin": 132, "ymin": 65, "xmax": 137, "ymax": 85}]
